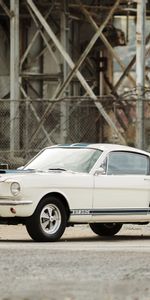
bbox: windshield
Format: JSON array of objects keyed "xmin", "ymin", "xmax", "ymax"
[{"xmin": 24, "ymin": 147, "xmax": 102, "ymax": 173}]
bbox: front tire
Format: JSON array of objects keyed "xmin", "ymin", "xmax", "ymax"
[
  {"xmin": 26, "ymin": 196, "xmax": 67, "ymax": 242},
  {"xmin": 90, "ymin": 223, "xmax": 122, "ymax": 236}
]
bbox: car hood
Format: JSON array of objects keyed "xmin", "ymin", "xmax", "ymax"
[
  {"xmin": 0, "ymin": 169, "xmax": 93, "ymax": 194},
  {"xmin": 0, "ymin": 169, "xmax": 86, "ymax": 183},
  {"xmin": 0, "ymin": 169, "xmax": 33, "ymax": 174}
]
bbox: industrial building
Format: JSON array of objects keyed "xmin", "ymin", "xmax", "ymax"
[{"xmin": 0, "ymin": 0, "xmax": 149, "ymax": 166}]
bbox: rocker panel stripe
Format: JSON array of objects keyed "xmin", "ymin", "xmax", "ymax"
[{"xmin": 70, "ymin": 208, "xmax": 148, "ymax": 216}]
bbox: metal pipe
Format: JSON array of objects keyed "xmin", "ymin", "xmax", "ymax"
[
  {"xmin": 60, "ymin": 0, "xmax": 69, "ymax": 143},
  {"xmin": 136, "ymin": 0, "xmax": 147, "ymax": 149},
  {"xmin": 10, "ymin": 0, "xmax": 20, "ymax": 155}
]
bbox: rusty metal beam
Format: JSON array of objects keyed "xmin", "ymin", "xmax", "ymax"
[
  {"xmin": 21, "ymin": 3, "xmax": 59, "ymax": 70},
  {"xmin": 0, "ymin": 0, "xmax": 13, "ymax": 18},
  {"xmin": 77, "ymin": 0, "xmax": 136, "ymax": 88},
  {"xmin": 59, "ymin": 0, "xmax": 123, "ymax": 89},
  {"xmin": 27, "ymin": 0, "xmax": 126, "ymax": 144},
  {"xmin": 20, "ymin": 85, "xmax": 53, "ymax": 145},
  {"xmin": 113, "ymin": 33, "xmax": 150, "ymax": 93},
  {"xmin": 113, "ymin": 56, "xmax": 136, "ymax": 94},
  {"xmin": 38, "ymin": 83, "xmax": 98, "ymax": 149},
  {"xmin": 20, "ymin": 30, "xmax": 39, "ymax": 70}
]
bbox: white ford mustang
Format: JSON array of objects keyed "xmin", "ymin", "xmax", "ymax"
[{"xmin": 0, "ymin": 143, "xmax": 150, "ymax": 242}]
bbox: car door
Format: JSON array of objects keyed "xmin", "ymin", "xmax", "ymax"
[{"xmin": 92, "ymin": 151, "xmax": 150, "ymax": 222}]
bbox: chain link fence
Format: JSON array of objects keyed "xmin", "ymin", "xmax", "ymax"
[
  {"xmin": 0, "ymin": 98, "xmax": 102, "ymax": 167},
  {"xmin": 0, "ymin": 97, "xmax": 150, "ymax": 168}
]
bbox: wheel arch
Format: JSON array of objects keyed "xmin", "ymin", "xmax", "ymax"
[{"xmin": 38, "ymin": 192, "xmax": 70, "ymax": 220}]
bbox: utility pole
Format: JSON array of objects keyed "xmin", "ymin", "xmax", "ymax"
[
  {"xmin": 60, "ymin": 0, "xmax": 69, "ymax": 144},
  {"xmin": 136, "ymin": 0, "xmax": 146, "ymax": 149},
  {"xmin": 10, "ymin": 0, "xmax": 20, "ymax": 156}
]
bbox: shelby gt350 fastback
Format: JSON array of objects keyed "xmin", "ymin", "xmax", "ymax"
[{"xmin": 0, "ymin": 143, "xmax": 150, "ymax": 242}]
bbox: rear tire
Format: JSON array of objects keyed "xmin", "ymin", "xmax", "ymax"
[
  {"xmin": 90, "ymin": 223, "xmax": 122, "ymax": 236},
  {"xmin": 26, "ymin": 196, "xmax": 67, "ymax": 242}
]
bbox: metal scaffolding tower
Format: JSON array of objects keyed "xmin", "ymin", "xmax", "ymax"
[{"xmin": 0, "ymin": 0, "xmax": 149, "ymax": 162}]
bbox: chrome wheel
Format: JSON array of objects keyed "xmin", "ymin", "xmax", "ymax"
[
  {"xmin": 40, "ymin": 204, "xmax": 61, "ymax": 235},
  {"xmin": 26, "ymin": 197, "xmax": 67, "ymax": 242}
]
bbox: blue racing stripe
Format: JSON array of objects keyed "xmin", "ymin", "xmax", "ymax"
[
  {"xmin": 57, "ymin": 143, "xmax": 91, "ymax": 148},
  {"xmin": 71, "ymin": 208, "xmax": 149, "ymax": 216}
]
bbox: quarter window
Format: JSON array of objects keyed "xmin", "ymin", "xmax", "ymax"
[{"xmin": 107, "ymin": 151, "xmax": 149, "ymax": 175}]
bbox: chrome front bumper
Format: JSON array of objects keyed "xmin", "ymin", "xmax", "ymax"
[{"xmin": 0, "ymin": 200, "xmax": 33, "ymax": 206}]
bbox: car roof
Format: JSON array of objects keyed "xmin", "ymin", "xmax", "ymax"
[{"xmin": 55, "ymin": 143, "xmax": 150, "ymax": 156}]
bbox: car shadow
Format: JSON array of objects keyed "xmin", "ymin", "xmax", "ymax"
[
  {"xmin": 0, "ymin": 234, "xmax": 150, "ymax": 243},
  {"xmin": 59, "ymin": 234, "xmax": 150, "ymax": 243},
  {"xmin": 0, "ymin": 238, "xmax": 32, "ymax": 243}
]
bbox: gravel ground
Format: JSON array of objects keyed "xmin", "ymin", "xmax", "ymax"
[{"xmin": 0, "ymin": 224, "xmax": 150, "ymax": 300}]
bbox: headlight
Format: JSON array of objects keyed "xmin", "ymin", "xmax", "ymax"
[{"xmin": 10, "ymin": 182, "xmax": 21, "ymax": 196}]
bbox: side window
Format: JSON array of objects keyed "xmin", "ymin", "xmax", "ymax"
[{"xmin": 107, "ymin": 151, "xmax": 149, "ymax": 175}]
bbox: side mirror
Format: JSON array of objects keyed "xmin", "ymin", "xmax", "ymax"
[
  {"xmin": 17, "ymin": 166, "xmax": 24, "ymax": 170},
  {"xmin": 94, "ymin": 167, "xmax": 106, "ymax": 176}
]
